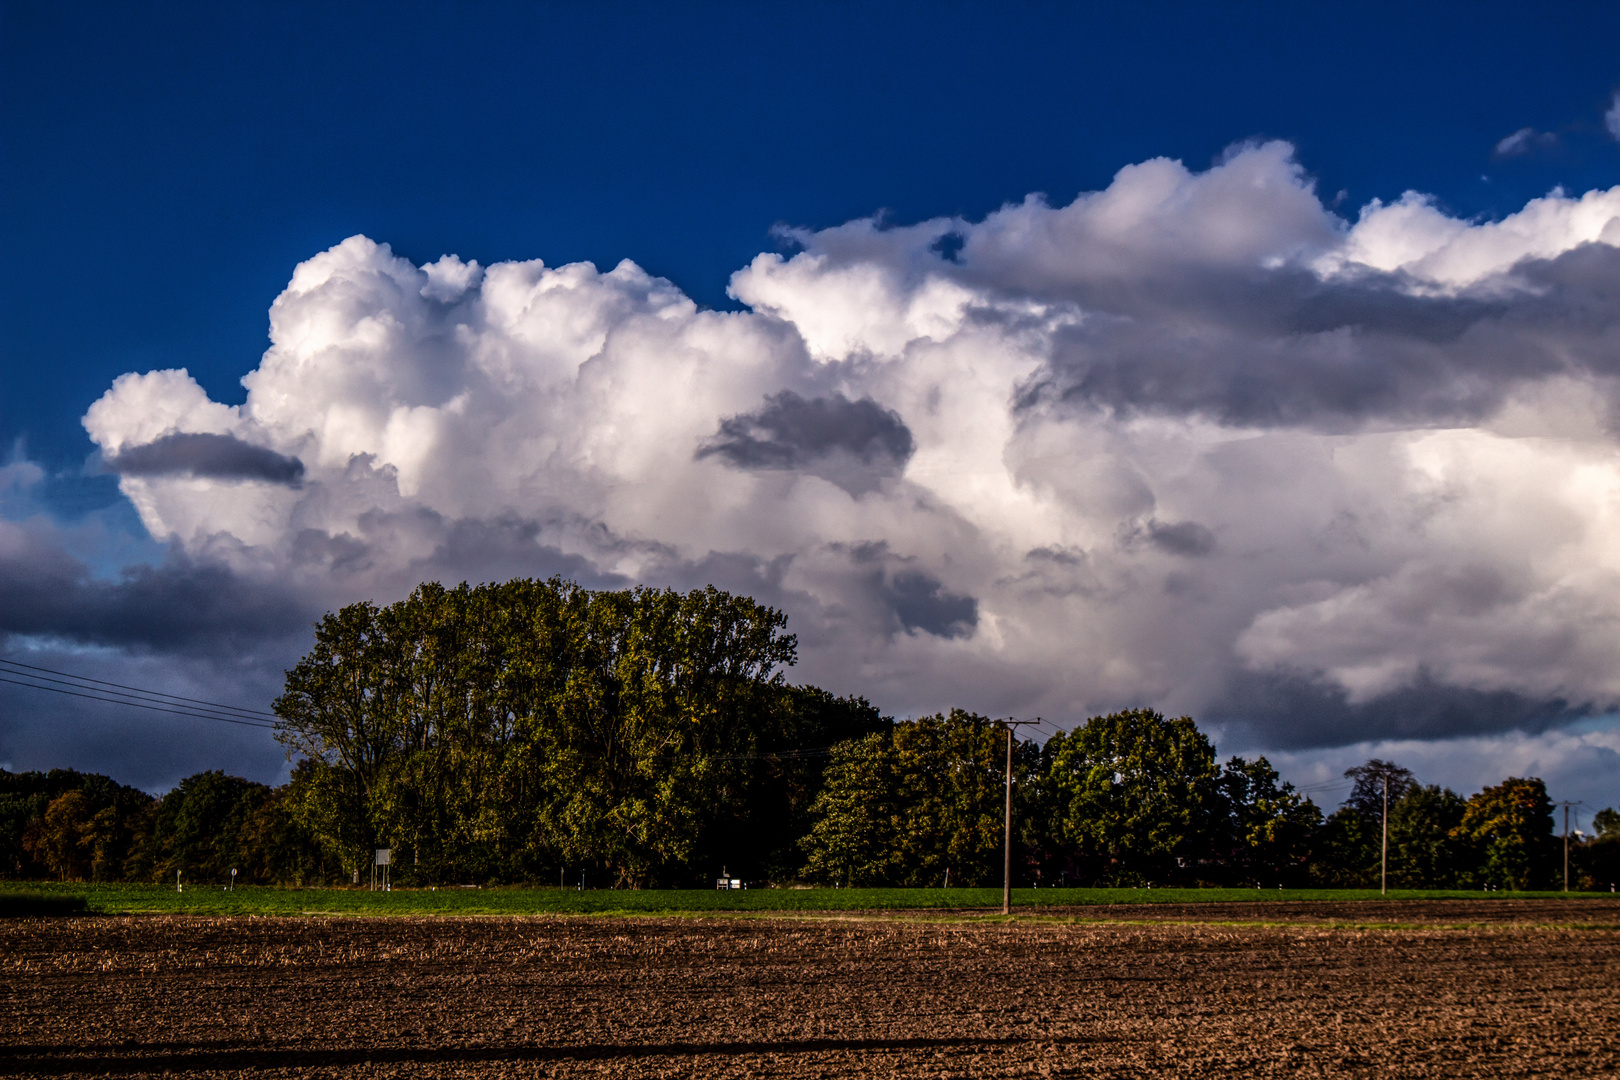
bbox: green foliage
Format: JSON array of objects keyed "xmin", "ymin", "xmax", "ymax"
[
  {"xmin": 800, "ymin": 710, "xmax": 1034, "ymax": 887},
  {"xmin": 1215, "ymin": 756, "xmax": 1322, "ymax": 886},
  {"xmin": 1046, "ymin": 709, "xmax": 1220, "ymax": 885},
  {"xmin": 1456, "ymin": 777, "xmax": 1557, "ymax": 890},
  {"xmin": 1309, "ymin": 807, "xmax": 1380, "ymax": 887},
  {"xmin": 890, "ymin": 710, "xmax": 1026, "ymax": 887},
  {"xmin": 1309, "ymin": 774, "xmax": 1489, "ymax": 889},
  {"xmin": 142, "ymin": 771, "xmax": 274, "ymax": 885},
  {"xmin": 1594, "ymin": 808, "xmax": 1620, "ymax": 840},
  {"xmin": 1388, "ymin": 785, "xmax": 1477, "ymax": 889},
  {"xmin": 274, "ymin": 578, "xmax": 810, "ymax": 887},
  {"xmin": 800, "ymin": 733, "xmax": 901, "ymax": 886},
  {"xmin": 0, "ymin": 769, "xmax": 153, "ymax": 881}
]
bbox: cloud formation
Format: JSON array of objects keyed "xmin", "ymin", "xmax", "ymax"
[
  {"xmin": 699, "ymin": 391, "xmax": 914, "ymax": 494},
  {"xmin": 104, "ymin": 432, "xmax": 305, "ymax": 486},
  {"xmin": 1494, "ymin": 127, "xmax": 1556, "ymax": 157},
  {"xmin": 74, "ymin": 141, "xmax": 1620, "ymax": 754}
]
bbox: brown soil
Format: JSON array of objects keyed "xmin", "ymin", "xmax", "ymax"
[{"xmin": 4, "ymin": 901, "xmax": 1618, "ymax": 1078}]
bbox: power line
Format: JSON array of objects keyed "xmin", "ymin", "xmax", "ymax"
[
  {"xmin": 0, "ymin": 667, "xmax": 282, "ymax": 726},
  {"xmin": 0, "ymin": 657, "xmax": 279, "ymax": 719},
  {"xmin": 0, "ymin": 675, "xmax": 282, "ymax": 730},
  {"xmin": 0, "ymin": 656, "xmax": 285, "ymax": 731}
]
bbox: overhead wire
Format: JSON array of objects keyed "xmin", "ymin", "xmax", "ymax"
[
  {"xmin": 0, "ymin": 657, "xmax": 283, "ymax": 731},
  {"xmin": 0, "ymin": 657, "xmax": 280, "ymax": 720}
]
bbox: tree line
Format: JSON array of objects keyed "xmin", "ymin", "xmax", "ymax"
[{"xmin": 3, "ymin": 577, "xmax": 1617, "ymax": 890}]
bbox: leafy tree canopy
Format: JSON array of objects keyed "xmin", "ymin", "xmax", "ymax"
[{"xmin": 1046, "ymin": 708, "xmax": 1220, "ymax": 884}]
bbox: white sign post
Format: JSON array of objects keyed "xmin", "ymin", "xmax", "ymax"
[{"xmin": 374, "ymin": 848, "xmax": 391, "ymax": 892}]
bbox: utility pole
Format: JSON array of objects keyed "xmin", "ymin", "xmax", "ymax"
[
  {"xmin": 997, "ymin": 719, "xmax": 1040, "ymax": 916},
  {"xmin": 1381, "ymin": 776, "xmax": 1388, "ymax": 897},
  {"xmin": 1555, "ymin": 801, "xmax": 1582, "ymax": 892}
]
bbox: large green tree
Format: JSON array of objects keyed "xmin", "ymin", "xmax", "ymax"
[
  {"xmin": 1388, "ymin": 785, "xmax": 1477, "ymax": 889},
  {"xmin": 273, "ymin": 577, "xmax": 809, "ymax": 887},
  {"xmin": 800, "ymin": 709, "xmax": 1037, "ymax": 888},
  {"xmin": 1455, "ymin": 776, "xmax": 1556, "ymax": 890},
  {"xmin": 799, "ymin": 732, "xmax": 902, "ymax": 886},
  {"xmin": 1045, "ymin": 709, "xmax": 1220, "ymax": 885},
  {"xmin": 1215, "ymin": 756, "xmax": 1322, "ymax": 886}
]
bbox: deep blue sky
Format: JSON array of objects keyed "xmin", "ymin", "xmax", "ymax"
[{"xmin": 5, "ymin": 0, "xmax": 1620, "ymax": 492}]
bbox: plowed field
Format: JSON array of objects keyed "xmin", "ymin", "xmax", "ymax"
[{"xmin": 4, "ymin": 900, "xmax": 1618, "ymax": 1078}]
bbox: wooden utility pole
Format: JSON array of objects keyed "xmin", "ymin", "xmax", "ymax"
[
  {"xmin": 1381, "ymin": 776, "xmax": 1388, "ymax": 897},
  {"xmin": 998, "ymin": 719, "xmax": 1040, "ymax": 916},
  {"xmin": 1555, "ymin": 801, "xmax": 1582, "ymax": 892}
]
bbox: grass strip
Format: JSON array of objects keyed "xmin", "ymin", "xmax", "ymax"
[{"xmin": 3, "ymin": 883, "xmax": 1617, "ymax": 918}]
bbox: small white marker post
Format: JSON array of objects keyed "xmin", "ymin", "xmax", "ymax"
[
  {"xmin": 229, "ymin": 868, "xmax": 237, "ymax": 892},
  {"xmin": 175, "ymin": 870, "xmax": 182, "ymax": 894}
]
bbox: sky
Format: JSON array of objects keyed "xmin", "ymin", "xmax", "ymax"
[{"xmin": 4, "ymin": 1, "xmax": 1620, "ymax": 822}]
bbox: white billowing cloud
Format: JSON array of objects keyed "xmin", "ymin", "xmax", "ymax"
[
  {"xmin": 80, "ymin": 142, "xmax": 1620, "ymax": 749},
  {"xmin": 1328, "ymin": 186, "xmax": 1620, "ymax": 287}
]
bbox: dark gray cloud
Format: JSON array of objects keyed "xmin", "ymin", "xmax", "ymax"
[
  {"xmin": 1205, "ymin": 667, "xmax": 1593, "ymax": 749},
  {"xmin": 1018, "ymin": 245, "xmax": 1620, "ymax": 430},
  {"xmin": 1147, "ymin": 520, "xmax": 1215, "ymax": 556},
  {"xmin": 885, "ymin": 570, "xmax": 978, "ymax": 639},
  {"xmin": 700, "ymin": 391, "xmax": 914, "ymax": 493},
  {"xmin": 0, "ymin": 531, "xmax": 310, "ymax": 655},
  {"xmin": 106, "ymin": 432, "xmax": 305, "ymax": 486}
]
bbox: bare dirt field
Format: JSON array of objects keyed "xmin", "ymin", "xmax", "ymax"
[{"xmin": 3, "ymin": 900, "xmax": 1618, "ymax": 1078}]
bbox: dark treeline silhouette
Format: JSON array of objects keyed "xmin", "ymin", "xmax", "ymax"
[{"xmin": 3, "ymin": 578, "xmax": 1618, "ymax": 889}]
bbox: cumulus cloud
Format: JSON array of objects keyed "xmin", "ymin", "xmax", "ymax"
[{"xmin": 72, "ymin": 141, "xmax": 1620, "ymax": 762}]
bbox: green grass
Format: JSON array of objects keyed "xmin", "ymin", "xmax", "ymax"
[{"xmin": 4, "ymin": 882, "xmax": 1616, "ymax": 917}]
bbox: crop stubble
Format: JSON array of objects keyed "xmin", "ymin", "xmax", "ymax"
[{"xmin": 2, "ymin": 900, "xmax": 1617, "ymax": 1078}]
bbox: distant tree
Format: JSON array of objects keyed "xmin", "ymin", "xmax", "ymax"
[
  {"xmin": 1594, "ymin": 808, "xmax": 1620, "ymax": 841},
  {"xmin": 800, "ymin": 733, "xmax": 901, "ymax": 886},
  {"xmin": 1046, "ymin": 709, "xmax": 1220, "ymax": 885},
  {"xmin": 144, "ymin": 771, "xmax": 273, "ymax": 884},
  {"xmin": 800, "ymin": 709, "xmax": 1037, "ymax": 888},
  {"xmin": 732, "ymin": 686, "xmax": 891, "ymax": 883},
  {"xmin": 1215, "ymin": 756, "xmax": 1321, "ymax": 886},
  {"xmin": 890, "ymin": 709, "xmax": 1028, "ymax": 888},
  {"xmin": 1387, "ymin": 785, "xmax": 1477, "ymax": 889},
  {"xmin": 1455, "ymin": 777, "xmax": 1556, "ymax": 890},
  {"xmin": 1573, "ymin": 806, "xmax": 1620, "ymax": 891},
  {"xmin": 1308, "ymin": 808, "xmax": 1380, "ymax": 887},
  {"xmin": 27, "ymin": 791, "xmax": 94, "ymax": 881},
  {"xmin": 1, "ymin": 768, "xmax": 154, "ymax": 881},
  {"xmin": 1307, "ymin": 759, "xmax": 1418, "ymax": 887},
  {"xmin": 1343, "ymin": 760, "xmax": 1417, "ymax": 821},
  {"xmin": 238, "ymin": 768, "xmax": 341, "ymax": 885}
]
